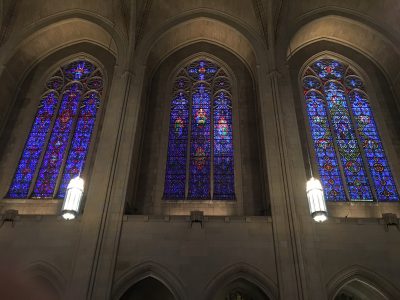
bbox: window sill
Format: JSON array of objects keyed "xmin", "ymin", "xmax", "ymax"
[
  {"xmin": 162, "ymin": 199, "xmax": 236, "ymax": 203},
  {"xmin": 0, "ymin": 199, "xmax": 62, "ymax": 215},
  {"xmin": 159, "ymin": 200, "xmax": 238, "ymax": 216},
  {"xmin": 327, "ymin": 201, "xmax": 400, "ymax": 219}
]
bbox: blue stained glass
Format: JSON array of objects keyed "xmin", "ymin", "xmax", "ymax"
[
  {"xmin": 304, "ymin": 58, "xmax": 399, "ymax": 202},
  {"xmin": 87, "ymin": 77, "xmax": 104, "ymax": 93},
  {"xmin": 57, "ymin": 91, "xmax": 101, "ymax": 198},
  {"xmin": 32, "ymin": 85, "xmax": 83, "ymax": 198},
  {"xmin": 187, "ymin": 60, "xmax": 218, "ymax": 81},
  {"xmin": 303, "ymin": 76, "xmax": 322, "ymax": 90},
  {"xmin": 7, "ymin": 59, "xmax": 102, "ymax": 199},
  {"xmin": 313, "ymin": 59, "xmax": 344, "ymax": 81},
  {"xmin": 348, "ymin": 89, "xmax": 399, "ymax": 201},
  {"xmin": 213, "ymin": 84, "xmax": 235, "ymax": 199},
  {"xmin": 214, "ymin": 77, "xmax": 231, "ymax": 90},
  {"xmin": 188, "ymin": 84, "xmax": 211, "ymax": 199},
  {"xmin": 345, "ymin": 76, "xmax": 364, "ymax": 90},
  {"xmin": 163, "ymin": 91, "xmax": 190, "ymax": 199},
  {"xmin": 7, "ymin": 92, "xmax": 59, "ymax": 198},
  {"xmin": 46, "ymin": 77, "xmax": 64, "ymax": 91},
  {"xmin": 304, "ymin": 89, "xmax": 346, "ymax": 201},
  {"xmin": 324, "ymin": 81, "xmax": 373, "ymax": 200},
  {"xmin": 164, "ymin": 59, "xmax": 235, "ymax": 200},
  {"xmin": 64, "ymin": 61, "xmax": 95, "ymax": 81}
]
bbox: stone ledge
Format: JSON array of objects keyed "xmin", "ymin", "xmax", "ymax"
[
  {"xmin": 0, "ymin": 199, "xmax": 62, "ymax": 215},
  {"xmin": 123, "ymin": 215, "xmax": 272, "ymax": 223},
  {"xmin": 327, "ymin": 202, "xmax": 400, "ymax": 219},
  {"xmin": 326, "ymin": 217, "xmax": 385, "ymax": 225}
]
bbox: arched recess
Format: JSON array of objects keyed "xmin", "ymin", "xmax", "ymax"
[
  {"xmin": 118, "ymin": 277, "xmax": 175, "ymax": 300},
  {"xmin": 134, "ymin": 12, "xmax": 267, "ymax": 80},
  {"xmin": 117, "ymin": 11, "xmax": 270, "ymax": 217},
  {"xmin": 24, "ymin": 260, "xmax": 67, "ymax": 299},
  {"xmin": 0, "ymin": 13, "xmax": 125, "ymax": 139},
  {"xmin": 111, "ymin": 261, "xmax": 187, "ymax": 300},
  {"xmin": 327, "ymin": 265, "xmax": 400, "ymax": 300},
  {"xmin": 287, "ymin": 37, "xmax": 400, "ymax": 216},
  {"xmin": 128, "ymin": 41, "xmax": 267, "ymax": 216},
  {"xmin": 0, "ymin": 40, "xmax": 116, "ymax": 213},
  {"xmin": 287, "ymin": 15, "xmax": 400, "ymax": 90},
  {"xmin": 203, "ymin": 263, "xmax": 278, "ymax": 300},
  {"xmin": 334, "ymin": 280, "xmax": 388, "ymax": 300},
  {"xmin": 292, "ymin": 7, "xmax": 400, "ymax": 49}
]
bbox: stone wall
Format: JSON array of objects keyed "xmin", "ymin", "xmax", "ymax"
[{"xmin": 0, "ymin": 1, "xmax": 399, "ymax": 299}]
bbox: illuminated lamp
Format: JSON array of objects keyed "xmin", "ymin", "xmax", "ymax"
[
  {"xmin": 306, "ymin": 177, "xmax": 328, "ymax": 222},
  {"xmin": 61, "ymin": 176, "xmax": 84, "ymax": 220}
]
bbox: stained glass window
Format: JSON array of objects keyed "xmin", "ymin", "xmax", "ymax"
[
  {"xmin": 163, "ymin": 59, "xmax": 235, "ymax": 200},
  {"xmin": 303, "ymin": 58, "xmax": 399, "ymax": 201},
  {"xmin": 7, "ymin": 59, "xmax": 103, "ymax": 199}
]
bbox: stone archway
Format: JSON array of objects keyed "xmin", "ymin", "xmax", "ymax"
[
  {"xmin": 112, "ymin": 261, "xmax": 187, "ymax": 300},
  {"xmin": 334, "ymin": 279, "xmax": 388, "ymax": 300},
  {"xmin": 119, "ymin": 276, "xmax": 176, "ymax": 300},
  {"xmin": 204, "ymin": 263, "xmax": 278, "ymax": 300},
  {"xmin": 327, "ymin": 265, "xmax": 400, "ymax": 300},
  {"xmin": 214, "ymin": 277, "xmax": 271, "ymax": 300}
]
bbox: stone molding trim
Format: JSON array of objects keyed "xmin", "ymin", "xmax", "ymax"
[
  {"xmin": 287, "ymin": 15, "xmax": 400, "ymax": 83},
  {"xmin": 111, "ymin": 261, "xmax": 187, "ymax": 300},
  {"xmin": 326, "ymin": 264, "xmax": 400, "ymax": 300},
  {"xmin": 203, "ymin": 262, "xmax": 278, "ymax": 300},
  {"xmin": 133, "ymin": 7, "xmax": 268, "ymax": 76},
  {"xmin": 24, "ymin": 260, "xmax": 66, "ymax": 297}
]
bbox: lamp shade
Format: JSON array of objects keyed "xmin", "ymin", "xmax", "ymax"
[
  {"xmin": 61, "ymin": 176, "xmax": 84, "ymax": 220},
  {"xmin": 306, "ymin": 177, "xmax": 328, "ymax": 222}
]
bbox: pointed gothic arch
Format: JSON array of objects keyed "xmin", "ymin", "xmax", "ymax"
[
  {"xmin": 204, "ymin": 263, "xmax": 278, "ymax": 300},
  {"xmin": 163, "ymin": 56, "xmax": 236, "ymax": 200},
  {"xmin": 111, "ymin": 261, "xmax": 187, "ymax": 300},
  {"xmin": 134, "ymin": 9, "xmax": 265, "ymax": 75},
  {"xmin": 327, "ymin": 265, "xmax": 400, "ymax": 300},
  {"xmin": 129, "ymin": 43, "xmax": 266, "ymax": 216},
  {"xmin": 119, "ymin": 277, "xmax": 175, "ymax": 300},
  {"xmin": 287, "ymin": 15, "xmax": 400, "ymax": 85},
  {"xmin": 299, "ymin": 54, "xmax": 399, "ymax": 202},
  {"xmin": 6, "ymin": 58, "xmax": 105, "ymax": 199}
]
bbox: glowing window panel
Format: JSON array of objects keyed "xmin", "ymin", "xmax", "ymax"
[
  {"xmin": 7, "ymin": 59, "xmax": 102, "ymax": 199},
  {"xmin": 32, "ymin": 84, "xmax": 83, "ymax": 198},
  {"xmin": 187, "ymin": 60, "xmax": 218, "ymax": 81},
  {"xmin": 213, "ymin": 83, "xmax": 235, "ymax": 199},
  {"xmin": 163, "ymin": 89, "xmax": 190, "ymax": 199},
  {"xmin": 347, "ymin": 87, "xmax": 399, "ymax": 201},
  {"xmin": 7, "ymin": 92, "xmax": 59, "ymax": 198},
  {"xmin": 163, "ymin": 60, "xmax": 235, "ymax": 200},
  {"xmin": 187, "ymin": 84, "xmax": 212, "ymax": 199},
  {"xmin": 303, "ymin": 88, "xmax": 346, "ymax": 201},
  {"xmin": 64, "ymin": 60, "xmax": 95, "ymax": 81},
  {"xmin": 57, "ymin": 91, "xmax": 101, "ymax": 198},
  {"xmin": 303, "ymin": 58, "xmax": 399, "ymax": 201},
  {"xmin": 324, "ymin": 81, "xmax": 372, "ymax": 200}
]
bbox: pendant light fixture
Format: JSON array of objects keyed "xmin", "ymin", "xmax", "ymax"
[
  {"xmin": 61, "ymin": 175, "xmax": 84, "ymax": 220},
  {"xmin": 306, "ymin": 147, "xmax": 328, "ymax": 222}
]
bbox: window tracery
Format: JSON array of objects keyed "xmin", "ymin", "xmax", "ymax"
[
  {"xmin": 163, "ymin": 59, "xmax": 235, "ymax": 200},
  {"xmin": 7, "ymin": 59, "xmax": 103, "ymax": 199},
  {"xmin": 303, "ymin": 58, "xmax": 398, "ymax": 201}
]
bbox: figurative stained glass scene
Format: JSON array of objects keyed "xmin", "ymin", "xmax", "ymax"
[
  {"xmin": 163, "ymin": 59, "xmax": 235, "ymax": 200},
  {"xmin": 303, "ymin": 58, "xmax": 399, "ymax": 201},
  {"xmin": 7, "ymin": 60, "xmax": 103, "ymax": 199}
]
